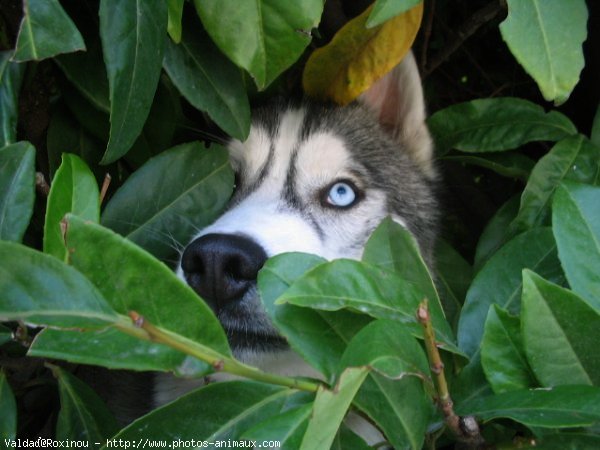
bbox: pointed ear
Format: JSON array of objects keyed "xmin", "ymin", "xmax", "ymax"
[{"xmin": 359, "ymin": 51, "xmax": 435, "ymax": 178}]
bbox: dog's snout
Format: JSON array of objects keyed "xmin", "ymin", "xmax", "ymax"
[{"xmin": 181, "ymin": 233, "xmax": 267, "ymax": 309}]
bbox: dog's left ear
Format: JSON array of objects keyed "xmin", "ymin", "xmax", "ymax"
[{"xmin": 359, "ymin": 51, "xmax": 435, "ymax": 178}]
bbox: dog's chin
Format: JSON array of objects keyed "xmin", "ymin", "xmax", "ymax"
[
  {"xmin": 224, "ymin": 327, "xmax": 288, "ymax": 355},
  {"xmin": 215, "ymin": 289, "xmax": 288, "ymax": 354}
]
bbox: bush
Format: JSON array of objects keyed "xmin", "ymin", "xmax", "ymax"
[{"xmin": 1, "ymin": 0, "xmax": 599, "ymax": 448}]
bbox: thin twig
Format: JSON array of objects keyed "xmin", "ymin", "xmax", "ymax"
[
  {"xmin": 35, "ymin": 172, "xmax": 50, "ymax": 197},
  {"xmin": 99, "ymin": 173, "xmax": 112, "ymax": 205},
  {"xmin": 417, "ymin": 300, "xmax": 485, "ymax": 448},
  {"xmin": 419, "ymin": 0, "xmax": 435, "ymax": 72},
  {"xmin": 423, "ymin": 0, "xmax": 507, "ymax": 77},
  {"xmin": 125, "ymin": 311, "xmax": 321, "ymax": 393}
]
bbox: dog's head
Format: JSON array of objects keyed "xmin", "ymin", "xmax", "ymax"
[{"xmin": 178, "ymin": 53, "xmax": 438, "ymax": 355}]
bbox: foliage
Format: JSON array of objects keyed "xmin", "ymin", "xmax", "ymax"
[{"xmin": 0, "ymin": 0, "xmax": 599, "ymax": 449}]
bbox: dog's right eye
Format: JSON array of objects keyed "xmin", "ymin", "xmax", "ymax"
[{"xmin": 324, "ymin": 181, "xmax": 358, "ymax": 208}]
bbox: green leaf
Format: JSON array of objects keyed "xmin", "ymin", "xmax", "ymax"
[
  {"xmin": 552, "ymin": 182, "xmax": 600, "ymax": 309},
  {"xmin": 0, "ymin": 141, "xmax": 35, "ymax": 242},
  {"xmin": 277, "ymin": 259, "xmax": 460, "ymax": 354},
  {"xmin": 167, "ymin": 0, "xmax": 184, "ymax": 43},
  {"xmin": 341, "ymin": 321, "xmax": 431, "ymax": 450},
  {"xmin": 99, "ymin": 0, "xmax": 168, "ymax": 163},
  {"xmin": 458, "ymin": 228, "xmax": 563, "ymax": 357},
  {"xmin": 457, "ymin": 385, "xmax": 600, "ymax": 428},
  {"xmin": 442, "ymin": 152, "xmax": 535, "ymax": 181},
  {"xmin": 275, "ymin": 259, "xmax": 457, "ymax": 352},
  {"xmin": 51, "ymin": 365, "xmax": 119, "ymax": 444},
  {"xmin": 433, "ymin": 239, "xmax": 472, "ymax": 331},
  {"xmin": 101, "ymin": 142, "xmax": 233, "ymax": 261},
  {"xmin": 105, "ymin": 382, "xmax": 301, "ymax": 445},
  {"xmin": 64, "ymin": 214, "xmax": 231, "ymax": 358},
  {"xmin": 344, "ymin": 320, "xmax": 429, "ymax": 379},
  {"xmin": 300, "ymin": 367, "xmax": 369, "ymax": 450},
  {"xmin": 163, "ymin": 19, "xmax": 251, "ymax": 140},
  {"xmin": 31, "ymin": 327, "xmax": 200, "ymax": 373},
  {"xmin": 474, "ymin": 195, "xmax": 520, "ymax": 271},
  {"xmin": 510, "ymin": 135, "xmax": 600, "ymax": 234},
  {"xmin": 499, "ymin": 0, "xmax": 588, "ymax": 105},
  {"xmin": 33, "ymin": 213, "xmax": 229, "ymax": 375},
  {"xmin": 242, "ymin": 404, "xmax": 312, "ymax": 449},
  {"xmin": 366, "ymin": 0, "xmax": 422, "ymax": 28},
  {"xmin": 43, "ymin": 154, "xmax": 100, "ymax": 261},
  {"xmin": 481, "ymin": 305, "xmax": 535, "ymax": 393},
  {"xmin": 427, "ymin": 97, "xmax": 576, "ymax": 155},
  {"xmin": 13, "ymin": 0, "xmax": 85, "ymax": 61},
  {"xmin": 362, "ymin": 217, "xmax": 439, "ymax": 309},
  {"xmin": 331, "ymin": 426, "xmax": 371, "ymax": 450},
  {"xmin": 258, "ymin": 252, "xmax": 370, "ymax": 380},
  {"xmin": 452, "ymin": 353, "xmax": 493, "ymax": 405},
  {"xmin": 194, "ymin": 0, "xmax": 324, "ymax": 89},
  {"xmin": 0, "ymin": 240, "xmax": 118, "ymax": 328},
  {"xmin": 0, "ymin": 52, "xmax": 26, "ymax": 147},
  {"xmin": 521, "ymin": 270, "xmax": 600, "ymax": 386},
  {"xmin": 0, "ymin": 371, "xmax": 17, "ymax": 441},
  {"xmin": 362, "ymin": 219, "xmax": 458, "ymax": 339}
]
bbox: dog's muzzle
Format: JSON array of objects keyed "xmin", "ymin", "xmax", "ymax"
[{"xmin": 181, "ymin": 233, "xmax": 267, "ymax": 312}]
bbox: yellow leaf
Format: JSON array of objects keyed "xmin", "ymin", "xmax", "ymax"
[{"xmin": 303, "ymin": 2, "xmax": 423, "ymax": 105}]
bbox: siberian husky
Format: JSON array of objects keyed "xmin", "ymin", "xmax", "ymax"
[
  {"xmin": 85, "ymin": 52, "xmax": 438, "ymax": 444},
  {"xmin": 149, "ymin": 52, "xmax": 439, "ymax": 442}
]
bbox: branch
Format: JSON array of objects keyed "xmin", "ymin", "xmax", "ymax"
[
  {"xmin": 99, "ymin": 173, "xmax": 112, "ymax": 205},
  {"xmin": 423, "ymin": 0, "xmax": 507, "ymax": 77},
  {"xmin": 417, "ymin": 300, "xmax": 485, "ymax": 448},
  {"xmin": 125, "ymin": 311, "xmax": 321, "ymax": 393}
]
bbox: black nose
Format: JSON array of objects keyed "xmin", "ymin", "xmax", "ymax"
[{"xmin": 181, "ymin": 233, "xmax": 267, "ymax": 310}]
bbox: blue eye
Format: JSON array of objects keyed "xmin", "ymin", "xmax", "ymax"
[{"xmin": 327, "ymin": 182, "xmax": 357, "ymax": 207}]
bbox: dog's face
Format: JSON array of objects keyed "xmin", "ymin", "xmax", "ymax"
[{"xmin": 178, "ymin": 54, "xmax": 438, "ymax": 356}]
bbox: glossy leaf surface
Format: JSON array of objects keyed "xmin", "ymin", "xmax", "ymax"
[
  {"xmin": 277, "ymin": 259, "xmax": 458, "ymax": 354},
  {"xmin": 44, "ymin": 153, "xmax": 99, "ymax": 261},
  {"xmin": 521, "ymin": 270, "xmax": 600, "ymax": 386},
  {"xmin": 259, "ymin": 252, "xmax": 370, "ymax": 380},
  {"xmin": 13, "ymin": 0, "xmax": 85, "ymax": 61},
  {"xmin": 0, "ymin": 141, "xmax": 35, "ymax": 242},
  {"xmin": 163, "ymin": 22, "xmax": 250, "ymax": 140},
  {"xmin": 52, "ymin": 366, "xmax": 119, "ymax": 443},
  {"xmin": 0, "ymin": 241, "xmax": 117, "ymax": 328},
  {"xmin": 99, "ymin": 0, "xmax": 167, "ymax": 163},
  {"xmin": 458, "ymin": 228, "xmax": 563, "ymax": 357},
  {"xmin": 510, "ymin": 135, "xmax": 600, "ymax": 234},
  {"xmin": 64, "ymin": 215, "xmax": 231, "ymax": 357},
  {"xmin": 300, "ymin": 367, "xmax": 369, "ymax": 450},
  {"xmin": 366, "ymin": 0, "xmax": 422, "ymax": 28},
  {"xmin": 458, "ymin": 385, "xmax": 600, "ymax": 428},
  {"xmin": 195, "ymin": 0, "xmax": 323, "ymax": 89},
  {"xmin": 0, "ymin": 52, "xmax": 26, "ymax": 147},
  {"xmin": 552, "ymin": 182, "xmax": 600, "ymax": 309},
  {"xmin": 101, "ymin": 143, "xmax": 233, "ymax": 261},
  {"xmin": 500, "ymin": 0, "xmax": 588, "ymax": 104},
  {"xmin": 428, "ymin": 97, "xmax": 576, "ymax": 155},
  {"xmin": 481, "ymin": 305, "xmax": 535, "ymax": 393},
  {"xmin": 341, "ymin": 321, "xmax": 431, "ymax": 450}
]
